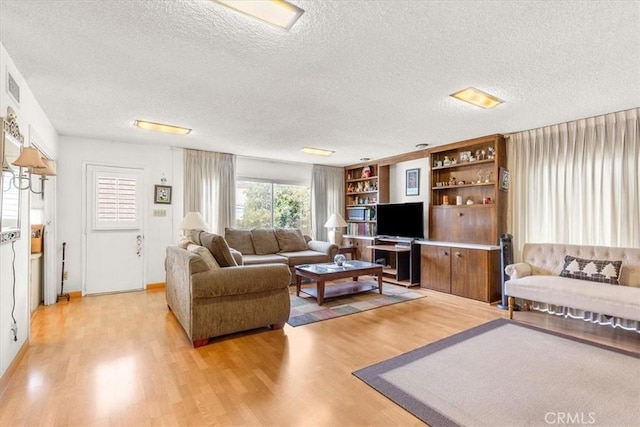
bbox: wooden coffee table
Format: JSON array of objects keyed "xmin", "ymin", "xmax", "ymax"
[{"xmin": 295, "ymin": 260, "xmax": 383, "ymax": 306}]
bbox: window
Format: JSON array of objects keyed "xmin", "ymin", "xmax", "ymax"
[{"xmin": 236, "ymin": 180, "xmax": 310, "ymax": 235}]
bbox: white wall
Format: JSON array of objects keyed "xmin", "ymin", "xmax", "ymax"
[
  {"xmin": 236, "ymin": 156, "xmax": 311, "ymax": 184},
  {"xmin": 1, "ymin": 43, "xmax": 58, "ymax": 378},
  {"xmin": 389, "ymin": 157, "xmax": 430, "ymax": 238},
  {"xmin": 57, "ymin": 136, "xmax": 182, "ymax": 292}
]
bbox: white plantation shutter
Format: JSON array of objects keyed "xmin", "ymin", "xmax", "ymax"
[{"xmin": 93, "ymin": 171, "xmax": 141, "ymax": 230}]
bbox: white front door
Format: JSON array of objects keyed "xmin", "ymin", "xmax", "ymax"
[{"xmin": 85, "ymin": 165, "xmax": 144, "ymax": 295}]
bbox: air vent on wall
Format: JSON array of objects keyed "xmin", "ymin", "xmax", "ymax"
[{"xmin": 7, "ymin": 72, "xmax": 20, "ymax": 105}]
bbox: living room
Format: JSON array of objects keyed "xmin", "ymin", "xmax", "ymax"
[{"xmin": 1, "ymin": 1, "xmax": 639, "ymax": 425}]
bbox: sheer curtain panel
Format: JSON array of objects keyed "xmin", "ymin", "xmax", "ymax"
[
  {"xmin": 311, "ymin": 165, "xmax": 345, "ymax": 241},
  {"xmin": 507, "ymin": 107, "xmax": 639, "ymax": 255},
  {"xmin": 184, "ymin": 149, "xmax": 235, "ymax": 235}
]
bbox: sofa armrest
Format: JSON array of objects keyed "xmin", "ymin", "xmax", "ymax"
[
  {"xmin": 229, "ymin": 248, "xmax": 243, "ymax": 265},
  {"xmin": 191, "ymin": 264, "xmax": 291, "ymax": 298},
  {"xmin": 505, "ymin": 262, "xmax": 532, "ymax": 279},
  {"xmin": 307, "ymin": 240, "xmax": 339, "ymax": 258}
]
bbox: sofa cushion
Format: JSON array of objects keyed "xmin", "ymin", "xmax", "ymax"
[
  {"xmin": 241, "ymin": 253, "xmax": 289, "ymax": 266},
  {"xmin": 279, "ymin": 250, "xmax": 330, "ymax": 266},
  {"xmin": 224, "ymin": 228, "xmax": 255, "ymax": 255},
  {"xmin": 560, "ymin": 255, "xmax": 622, "ymax": 285},
  {"xmin": 505, "ymin": 275, "xmax": 640, "ymax": 322},
  {"xmin": 275, "ymin": 228, "xmax": 308, "ymax": 252},
  {"xmin": 186, "ymin": 244, "xmax": 220, "ymax": 270},
  {"xmin": 197, "ymin": 232, "xmax": 238, "ymax": 267},
  {"xmin": 251, "ymin": 228, "xmax": 280, "ymax": 255}
]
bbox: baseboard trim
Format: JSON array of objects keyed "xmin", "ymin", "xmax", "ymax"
[
  {"xmin": 68, "ymin": 291, "xmax": 82, "ymax": 299},
  {"xmin": 146, "ymin": 282, "xmax": 165, "ymax": 290},
  {"xmin": 0, "ymin": 339, "xmax": 29, "ymax": 399}
]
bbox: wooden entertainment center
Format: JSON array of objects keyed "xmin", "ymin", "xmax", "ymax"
[{"xmin": 343, "ymin": 134, "xmax": 506, "ymax": 302}]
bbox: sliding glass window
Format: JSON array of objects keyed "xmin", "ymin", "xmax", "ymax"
[{"xmin": 235, "ymin": 180, "xmax": 310, "ymax": 235}]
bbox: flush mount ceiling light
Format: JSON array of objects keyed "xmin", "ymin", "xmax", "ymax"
[
  {"xmin": 415, "ymin": 143, "xmax": 429, "ymax": 149},
  {"xmin": 133, "ymin": 120, "xmax": 191, "ymax": 135},
  {"xmin": 450, "ymin": 87, "xmax": 504, "ymax": 109},
  {"xmin": 214, "ymin": 0, "xmax": 304, "ymax": 31},
  {"xmin": 301, "ymin": 147, "xmax": 334, "ymax": 156}
]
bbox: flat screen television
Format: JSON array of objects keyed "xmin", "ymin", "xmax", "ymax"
[{"xmin": 376, "ymin": 202, "xmax": 424, "ymax": 239}]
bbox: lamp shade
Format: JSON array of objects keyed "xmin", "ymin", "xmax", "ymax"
[
  {"xmin": 179, "ymin": 212, "xmax": 208, "ymax": 231},
  {"xmin": 324, "ymin": 213, "xmax": 347, "ymax": 228},
  {"xmin": 12, "ymin": 147, "xmax": 47, "ymax": 169},
  {"xmin": 31, "ymin": 158, "xmax": 57, "ymax": 176}
]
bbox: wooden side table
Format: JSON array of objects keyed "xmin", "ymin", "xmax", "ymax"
[{"xmin": 338, "ymin": 245, "xmax": 357, "ymax": 260}]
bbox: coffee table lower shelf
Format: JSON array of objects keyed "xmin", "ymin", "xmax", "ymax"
[{"xmin": 299, "ymin": 281, "xmax": 379, "ymax": 301}]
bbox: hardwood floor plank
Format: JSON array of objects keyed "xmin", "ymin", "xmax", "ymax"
[{"xmin": 1, "ymin": 287, "xmax": 637, "ymax": 426}]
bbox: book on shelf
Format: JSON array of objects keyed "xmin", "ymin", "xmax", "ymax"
[{"xmin": 347, "ymin": 222, "xmax": 376, "ymax": 236}]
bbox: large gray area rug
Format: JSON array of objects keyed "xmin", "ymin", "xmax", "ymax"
[{"xmin": 353, "ymin": 318, "xmax": 640, "ymax": 426}]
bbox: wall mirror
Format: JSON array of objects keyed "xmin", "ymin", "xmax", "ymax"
[{"xmin": 1, "ymin": 107, "xmax": 24, "ymax": 244}]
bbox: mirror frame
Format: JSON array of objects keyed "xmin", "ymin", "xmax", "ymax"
[{"xmin": 1, "ymin": 107, "xmax": 25, "ymax": 244}]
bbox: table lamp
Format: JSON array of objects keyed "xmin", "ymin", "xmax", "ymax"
[
  {"xmin": 179, "ymin": 212, "xmax": 208, "ymax": 236},
  {"xmin": 324, "ymin": 213, "xmax": 348, "ymax": 245}
]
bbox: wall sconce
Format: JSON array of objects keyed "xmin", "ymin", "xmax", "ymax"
[{"xmin": 9, "ymin": 147, "xmax": 57, "ymax": 195}]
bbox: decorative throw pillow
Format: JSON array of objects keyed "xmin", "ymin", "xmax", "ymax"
[
  {"xmin": 198, "ymin": 232, "xmax": 238, "ymax": 267},
  {"xmin": 186, "ymin": 243, "xmax": 220, "ymax": 270},
  {"xmin": 274, "ymin": 228, "xmax": 308, "ymax": 252},
  {"xmin": 178, "ymin": 237, "xmax": 195, "ymax": 249},
  {"xmin": 251, "ymin": 228, "xmax": 280, "ymax": 255},
  {"xmin": 559, "ymin": 255, "xmax": 622, "ymax": 285},
  {"xmin": 224, "ymin": 228, "xmax": 255, "ymax": 255}
]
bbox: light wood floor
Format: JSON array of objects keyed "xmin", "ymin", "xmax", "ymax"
[{"xmin": 1, "ymin": 286, "xmax": 638, "ymax": 426}]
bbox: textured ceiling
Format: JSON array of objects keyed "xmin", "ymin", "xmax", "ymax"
[{"xmin": 1, "ymin": 0, "xmax": 639, "ymax": 166}]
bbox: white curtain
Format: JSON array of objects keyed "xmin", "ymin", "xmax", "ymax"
[
  {"xmin": 184, "ymin": 149, "xmax": 235, "ymax": 235},
  {"xmin": 507, "ymin": 108, "xmax": 640, "ymax": 332},
  {"xmin": 311, "ymin": 165, "xmax": 345, "ymax": 241},
  {"xmin": 507, "ymin": 107, "xmax": 640, "ymax": 256}
]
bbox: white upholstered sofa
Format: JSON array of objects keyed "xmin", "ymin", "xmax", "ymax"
[{"xmin": 505, "ymin": 243, "xmax": 640, "ymax": 326}]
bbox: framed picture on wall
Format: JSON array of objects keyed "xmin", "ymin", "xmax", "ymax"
[
  {"xmin": 406, "ymin": 168, "xmax": 420, "ymax": 196},
  {"xmin": 500, "ymin": 167, "xmax": 509, "ymax": 190},
  {"xmin": 154, "ymin": 185, "xmax": 172, "ymax": 204}
]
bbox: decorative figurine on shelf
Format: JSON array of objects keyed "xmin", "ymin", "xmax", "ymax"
[
  {"xmin": 448, "ymin": 176, "xmax": 456, "ymax": 186},
  {"xmin": 362, "ymin": 166, "xmax": 372, "ymax": 178},
  {"xmin": 485, "ymin": 171, "xmax": 493, "ymax": 183},
  {"xmin": 443, "ymin": 156, "xmax": 452, "ymax": 166},
  {"xmin": 477, "ymin": 171, "xmax": 484, "ymax": 184},
  {"xmin": 364, "ymin": 181, "xmax": 371, "ymax": 191},
  {"xmin": 357, "ymin": 181, "xmax": 364, "ymax": 192},
  {"xmin": 347, "ymin": 182, "xmax": 355, "ymax": 193},
  {"xmin": 487, "ymin": 146, "xmax": 495, "ymax": 159}
]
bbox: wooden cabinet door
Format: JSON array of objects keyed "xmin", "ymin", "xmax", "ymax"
[
  {"xmin": 451, "ymin": 248, "xmax": 488, "ymax": 301},
  {"xmin": 420, "ymin": 245, "xmax": 451, "ymax": 293},
  {"xmin": 430, "ymin": 206, "xmax": 496, "ymax": 245}
]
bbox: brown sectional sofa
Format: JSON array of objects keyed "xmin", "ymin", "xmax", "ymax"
[
  {"xmin": 224, "ymin": 227, "xmax": 339, "ymax": 282},
  {"xmin": 165, "ymin": 231, "xmax": 291, "ymax": 347}
]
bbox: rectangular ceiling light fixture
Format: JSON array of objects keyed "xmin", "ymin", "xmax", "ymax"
[
  {"xmin": 301, "ymin": 147, "xmax": 334, "ymax": 156},
  {"xmin": 450, "ymin": 87, "xmax": 504, "ymax": 109},
  {"xmin": 214, "ymin": 0, "xmax": 304, "ymax": 31},
  {"xmin": 134, "ymin": 120, "xmax": 192, "ymax": 135}
]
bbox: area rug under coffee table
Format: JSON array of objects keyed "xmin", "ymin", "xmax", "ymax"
[
  {"xmin": 353, "ymin": 318, "xmax": 640, "ymax": 426},
  {"xmin": 287, "ymin": 283, "xmax": 425, "ymax": 327}
]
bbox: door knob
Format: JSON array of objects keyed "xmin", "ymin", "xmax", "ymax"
[{"xmin": 455, "ymin": 252, "xmax": 462, "ymax": 257}]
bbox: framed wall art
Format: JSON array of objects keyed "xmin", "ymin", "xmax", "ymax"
[
  {"xmin": 154, "ymin": 184, "xmax": 172, "ymax": 204},
  {"xmin": 500, "ymin": 167, "xmax": 509, "ymax": 190},
  {"xmin": 406, "ymin": 168, "xmax": 420, "ymax": 196}
]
